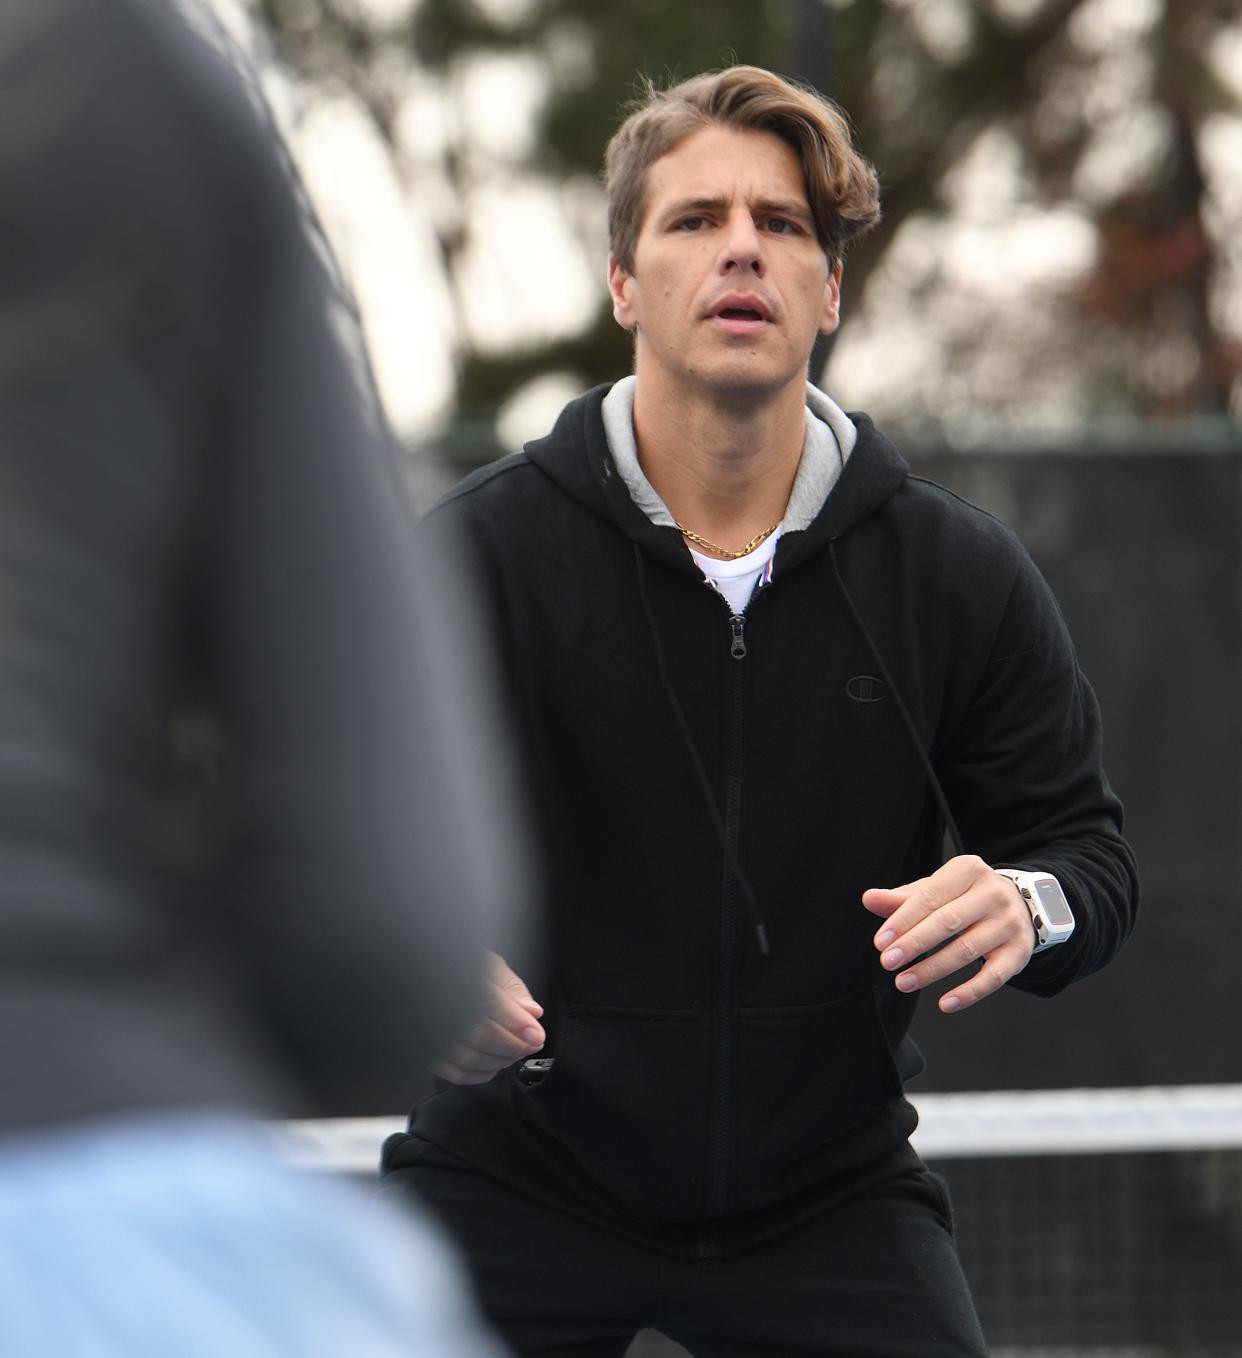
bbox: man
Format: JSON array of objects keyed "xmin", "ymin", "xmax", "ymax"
[{"xmin": 383, "ymin": 66, "xmax": 1138, "ymax": 1356}]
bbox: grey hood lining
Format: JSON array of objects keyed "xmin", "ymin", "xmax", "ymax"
[{"xmin": 600, "ymin": 376, "xmax": 857, "ymax": 534}]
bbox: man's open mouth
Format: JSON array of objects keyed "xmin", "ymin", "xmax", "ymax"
[{"xmin": 709, "ymin": 295, "xmax": 773, "ymax": 324}]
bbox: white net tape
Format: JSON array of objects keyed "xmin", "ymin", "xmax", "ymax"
[
  {"xmin": 274, "ymin": 1085, "xmax": 1242, "ymax": 1174},
  {"xmin": 911, "ymin": 1084, "xmax": 1242, "ymax": 1158}
]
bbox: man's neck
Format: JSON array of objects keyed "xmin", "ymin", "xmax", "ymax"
[{"xmin": 630, "ymin": 371, "xmax": 807, "ymax": 557}]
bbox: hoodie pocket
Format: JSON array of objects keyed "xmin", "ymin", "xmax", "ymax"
[
  {"xmin": 511, "ymin": 1005, "xmax": 714, "ymax": 1224},
  {"xmin": 733, "ymin": 986, "xmax": 903, "ymax": 1212}
]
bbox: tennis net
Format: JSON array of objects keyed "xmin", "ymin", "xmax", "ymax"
[
  {"xmin": 280, "ymin": 1084, "xmax": 1242, "ymax": 1356},
  {"xmin": 913, "ymin": 1085, "xmax": 1242, "ymax": 1356}
]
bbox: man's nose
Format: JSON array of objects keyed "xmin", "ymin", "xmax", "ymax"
[{"xmin": 718, "ymin": 212, "xmax": 764, "ymax": 275}]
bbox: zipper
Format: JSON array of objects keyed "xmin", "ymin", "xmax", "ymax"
[
  {"xmin": 728, "ymin": 612, "xmax": 747, "ymax": 659},
  {"xmin": 709, "ymin": 606, "xmax": 748, "ymax": 1217}
]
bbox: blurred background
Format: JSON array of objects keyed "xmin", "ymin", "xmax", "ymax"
[
  {"xmin": 206, "ymin": 0, "xmax": 1241, "ymax": 1350},
  {"xmin": 207, "ymin": 0, "xmax": 1241, "ymax": 457}
]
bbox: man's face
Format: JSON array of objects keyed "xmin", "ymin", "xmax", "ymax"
[{"xmin": 607, "ymin": 124, "xmax": 842, "ymax": 403}]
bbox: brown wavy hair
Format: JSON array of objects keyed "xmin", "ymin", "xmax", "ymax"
[{"xmin": 604, "ymin": 65, "xmax": 881, "ymax": 273}]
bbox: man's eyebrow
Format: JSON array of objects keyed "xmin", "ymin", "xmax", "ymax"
[
  {"xmin": 754, "ymin": 198, "xmax": 815, "ymax": 223},
  {"xmin": 655, "ymin": 195, "xmax": 815, "ymax": 225},
  {"xmin": 656, "ymin": 196, "xmax": 729, "ymax": 223}
]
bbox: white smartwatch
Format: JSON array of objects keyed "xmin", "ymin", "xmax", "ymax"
[{"xmin": 996, "ymin": 869, "xmax": 1075, "ymax": 954}]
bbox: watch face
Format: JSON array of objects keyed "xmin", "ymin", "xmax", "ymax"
[{"xmin": 1034, "ymin": 877, "xmax": 1074, "ymax": 928}]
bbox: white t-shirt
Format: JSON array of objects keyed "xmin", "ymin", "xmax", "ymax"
[{"xmin": 688, "ymin": 532, "xmax": 781, "ymax": 615}]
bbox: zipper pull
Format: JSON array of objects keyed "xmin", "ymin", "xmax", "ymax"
[{"xmin": 728, "ymin": 613, "xmax": 747, "ymax": 660}]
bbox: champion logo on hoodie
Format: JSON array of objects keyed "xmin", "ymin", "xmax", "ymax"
[{"xmin": 846, "ymin": 674, "xmax": 887, "ymax": 704}]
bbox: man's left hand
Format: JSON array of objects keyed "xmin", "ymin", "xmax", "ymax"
[{"xmin": 862, "ymin": 855, "xmax": 1035, "ymax": 1014}]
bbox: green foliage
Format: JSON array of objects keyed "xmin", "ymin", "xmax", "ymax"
[{"xmin": 246, "ymin": 0, "xmax": 1242, "ymax": 431}]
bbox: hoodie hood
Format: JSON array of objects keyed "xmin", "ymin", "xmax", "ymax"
[{"xmin": 522, "ymin": 382, "xmax": 911, "ymax": 576}]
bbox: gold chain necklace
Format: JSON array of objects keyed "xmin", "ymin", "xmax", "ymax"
[{"xmin": 675, "ymin": 520, "xmax": 780, "ymax": 561}]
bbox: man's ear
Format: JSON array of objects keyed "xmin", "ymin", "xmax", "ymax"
[
  {"xmin": 819, "ymin": 260, "xmax": 843, "ymax": 336},
  {"xmin": 607, "ymin": 254, "xmax": 638, "ymax": 331}
]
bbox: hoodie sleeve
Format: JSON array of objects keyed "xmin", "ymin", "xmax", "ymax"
[{"xmin": 935, "ymin": 546, "xmax": 1139, "ymax": 998}]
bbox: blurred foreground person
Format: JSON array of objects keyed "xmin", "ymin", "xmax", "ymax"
[{"xmin": 0, "ymin": 0, "xmax": 517, "ymax": 1353}]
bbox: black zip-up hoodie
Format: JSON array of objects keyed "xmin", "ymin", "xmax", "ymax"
[{"xmin": 397, "ymin": 384, "xmax": 1137, "ymax": 1249}]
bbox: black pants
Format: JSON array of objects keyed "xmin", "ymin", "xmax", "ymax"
[{"xmin": 385, "ymin": 1148, "xmax": 989, "ymax": 1357}]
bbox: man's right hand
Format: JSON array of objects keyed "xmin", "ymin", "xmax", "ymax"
[{"xmin": 429, "ymin": 951, "xmax": 546, "ymax": 1085}]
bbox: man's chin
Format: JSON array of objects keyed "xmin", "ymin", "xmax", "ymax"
[{"xmin": 694, "ymin": 363, "xmax": 807, "ymax": 408}]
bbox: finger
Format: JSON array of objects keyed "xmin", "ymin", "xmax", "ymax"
[
  {"xmin": 878, "ymin": 891, "xmax": 989, "ymax": 974},
  {"xmin": 486, "ymin": 952, "xmax": 544, "ymax": 1018},
  {"xmin": 485, "ymin": 954, "xmax": 545, "ymax": 1033},
  {"xmin": 485, "ymin": 985, "xmax": 546, "ymax": 1049},
  {"xmin": 860, "ymin": 886, "xmax": 909, "ymax": 921},
  {"xmin": 439, "ymin": 1037, "xmax": 526, "ymax": 1076},
  {"xmin": 436, "ymin": 1047, "xmax": 510, "ymax": 1077},
  {"xmin": 936, "ymin": 945, "xmax": 1030, "ymax": 1014},
  {"xmin": 456, "ymin": 1014, "xmax": 543, "ymax": 1063},
  {"xmin": 866, "ymin": 878, "xmax": 938, "ymax": 946},
  {"xmin": 430, "ymin": 1017, "xmax": 544, "ymax": 1084},
  {"xmin": 429, "ymin": 1057, "xmax": 502, "ymax": 1085},
  {"xmin": 431, "ymin": 1011, "xmax": 547, "ymax": 1079},
  {"xmin": 887, "ymin": 914, "xmax": 1016, "ymax": 992},
  {"xmin": 497, "ymin": 983, "xmax": 543, "ymax": 1020}
]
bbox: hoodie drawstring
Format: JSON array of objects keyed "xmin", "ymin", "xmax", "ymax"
[{"xmin": 828, "ymin": 541, "xmax": 966, "ymax": 858}]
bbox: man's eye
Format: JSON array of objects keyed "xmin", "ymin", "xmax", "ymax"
[
  {"xmin": 766, "ymin": 218, "xmax": 799, "ymax": 235},
  {"xmin": 677, "ymin": 217, "xmax": 706, "ymax": 231}
]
